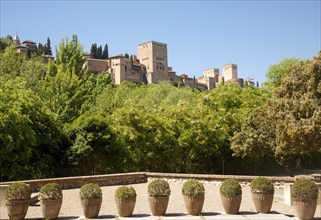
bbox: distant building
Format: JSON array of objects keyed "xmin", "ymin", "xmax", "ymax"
[
  {"xmin": 9, "ymin": 35, "xmax": 247, "ymax": 89},
  {"xmin": 13, "ymin": 34, "xmax": 37, "ymax": 56},
  {"xmin": 10, "ymin": 35, "xmax": 245, "ymax": 89},
  {"xmin": 22, "ymin": 40, "xmax": 37, "ymax": 52},
  {"xmin": 85, "ymin": 41, "xmax": 230, "ymax": 90},
  {"xmin": 138, "ymin": 41, "xmax": 169, "ymax": 84},
  {"xmin": 107, "ymin": 54, "xmax": 147, "ymax": 85}
]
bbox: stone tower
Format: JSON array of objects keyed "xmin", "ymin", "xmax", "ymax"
[
  {"xmin": 222, "ymin": 64, "xmax": 238, "ymax": 81},
  {"xmin": 137, "ymin": 41, "xmax": 168, "ymax": 83},
  {"xmin": 13, "ymin": 33, "xmax": 21, "ymax": 45}
]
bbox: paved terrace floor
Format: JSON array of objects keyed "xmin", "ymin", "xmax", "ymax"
[{"xmin": 1, "ymin": 179, "xmax": 321, "ymax": 220}]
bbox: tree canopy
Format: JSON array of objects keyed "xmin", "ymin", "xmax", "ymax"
[
  {"xmin": 232, "ymin": 52, "xmax": 321, "ymax": 176},
  {"xmin": 1, "ymin": 36, "xmax": 320, "ymax": 180}
]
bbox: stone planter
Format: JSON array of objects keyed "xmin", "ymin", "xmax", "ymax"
[
  {"xmin": 220, "ymin": 194, "xmax": 241, "ymax": 214},
  {"xmin": 292, "ymin": 198, "xmax": 317, "ymax": 220},
  {"xmin": 252, "ymin": 193, "xmax": 273, "ymax": 213},
  {"xmin": 6, "ymin": 199, "xmax": 30, "ymax": 220},
  {"xmin": 148, "ymin": 196, "xmax": 169, "ymax": 216},
  {"xmin": 81, "ymin": 197, "xmax": 102, "ymax": 219},
  {"xmin": 115, "ymin": 197, "xmax": 136, "ymax": 217},
  {"xmin": 183, "ymin": 195, "xmax": 204, "ymax": 215},
  {"xmin": 40, "ymin": 198, "xmax": 62, "ymax": 220}
]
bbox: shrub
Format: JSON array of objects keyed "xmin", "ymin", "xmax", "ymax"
[
  {"xmin": 291, "ymin": 178, "xmax": 319, "ymax": 200},
  {"xmin": 148, "ymin": 179, "xmax": 171, "ymax": 197},
  {"xmin": 5, "ymin": 182, "xmax": 32, "ymax": 200},
  {"xmin": 115, "ymin": 186, "xmax": 137, "ymax": 199},
  {"xmin": 80, "ymin": 183, "xmax": 102, "ymax": 200},
  {"xmin": 39, "ymin": 183, "xmax": 63, "ymax": 200},
  {"xmin": 182, "ymin": 179, "xmax": 205, "ymax": 196},
  {"xmin": 220, "ymin": 179, "xmax": 242, "ymax": 197},
  {"xmin": 251, "ymin": 177, "xmax": 274, "ymax": 194}
]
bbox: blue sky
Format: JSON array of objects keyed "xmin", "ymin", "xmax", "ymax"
[{"xmin": 1, "ymin": 1, "xmax": 320, "ymax": 84}]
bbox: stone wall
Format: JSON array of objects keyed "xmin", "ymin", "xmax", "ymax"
[
  {"xmin": 84, "ymin": 59, "xmax": 108, "ymax": 72},
  {"xmin": 0, "ymin": 172, "xmax": 146, "ymax": 192},
  {"xmin": 146, "ymin": 172, "xmax": 295, "ymax": 183},
  {"xmin": 0, "ymin": 172, "xmax": 297, "ymax": 193}
]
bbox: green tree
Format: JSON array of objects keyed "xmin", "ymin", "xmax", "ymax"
[
  {"xmin": 102, "ymin": 43, "xmax": 108, "ymax": 59},
  {"xmin": 269, "ymin": 52, "xmax": 321, "ymax": 174},
  {"xmin": 202, "ymin": 83, "xmax": 268, "ymax": 174},
  {"xmin": 20, "ymin": 56, "xmax": 47, "ymax": 90},
  {"xmin": 90, "ymin": 43, "xmax": 97, "ymax": 59},
  {"xmin": 38, "ymin": 71, "xmax": 88, "ymax": 123},
  {"xmin": 55, "ymin": 35, "xmax": 85, "ymax": 77},
  {"xmin": 0, "ymin": 38, "xmax": 9, "ymax": 51},
  {"xmin": 0, "ymin": 80, "xmax": 65, "ymax": 181},
  {"xmin": 97, "ymin": 45, "xmax": 102, "ymax": 59},
  {"xmin": 232, "ymin": 52, "xmax": 321, "ymax": 176},
  {"xmin": 0, "ymin": 45, "xmax": 24, "ymax": 80},
  {"xmin": 265, "ymin": 58, "xmax": 302, "ymax": 88},
  {"xmin": 66, "ymin": 114, "xmax": 120, "ymax": 175},
  {"xmin": 6, "ymin": 35, "xmax": 13, "ymax": 41},
  {"xmin": 231, "ymin": 107, "xmax": 276, "ymax": 174},
  {"xmin": 81, "ymin": 71, "xmax": 112, "ymax": 112},
  {"xmin": 44, "ymin": 37, "xmax": 52, "ymax": 55},
  {"xmin": 37, "ymin": 43, "xmax": 45, "ymax": 55}
]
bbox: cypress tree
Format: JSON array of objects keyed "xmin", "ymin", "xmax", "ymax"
[
  {"xmin": 90, "ymin": 43, "xmax": 97, "ymax": 59},
  {"xmin": 37, "ymin": 43, "xmax": 45, "ymax": 55},
  {"xmin": 44, "ymin": 37, "xmax": 52, "ymax": 55},
  {"xmin": 102, "ymin": 44, "xmax": 108, "ymax": 59},
  {"xmin": 97, "ymin": 45, "xmax": 102, "ymax": 59}
]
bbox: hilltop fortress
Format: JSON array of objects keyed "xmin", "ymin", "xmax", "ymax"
[
  {"xmin": 9, "ymin": 35, "xmax": 245, "ymax": 89},
  {"xmin": 84, "ymin": 41, "xmax": 245, "ymax": 90}
]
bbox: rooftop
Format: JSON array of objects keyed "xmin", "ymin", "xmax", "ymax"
[
  {"xmin": 138, "ymin": 41, "xmax": 167, "ymax": 47},
  {"xmin": 22, "ymin": 40, "xmax": 36, "ymax": 44}
]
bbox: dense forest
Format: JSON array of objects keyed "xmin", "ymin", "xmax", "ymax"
[{"xmin": 1, "ymin": 36, "xmax": 320, "ymax": 181}]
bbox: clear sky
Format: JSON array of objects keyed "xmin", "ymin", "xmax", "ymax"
[{"xmin": 1, "ymin": 0, "xmax": 320, "ymax": 84}]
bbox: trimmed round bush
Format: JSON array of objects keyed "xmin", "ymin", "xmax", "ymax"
[
  {"xmin": 220, "ymin": 179, "xmax": 242, "ymax": 197},
  {"xmin": 291, "ymin": 178, "xmax": 318, "ymax": 200},
  {"xmin": 39, "ymin": 183, "xmax": 63, "ymax": 200},
  {"xmin": 182, "ymin": 179, "xmax": 205, "ymax": 196},
  {"xmin": 148, "ymin": 179, "xmax": 171, "ymax": 197},
  {"xmin": 115, "ymin": 186, "xmax": 137, "ymax": 199},
  {"xmin": 5, "ymin": 182, "xmax": 32, "ymax": 200},
  {"xmin": 251, "ymin": 177, "xmax": 274, "ymax": 194},
  {"xmin": 80, "ymin": 183, "xmax": 102, "ymax": 200}
]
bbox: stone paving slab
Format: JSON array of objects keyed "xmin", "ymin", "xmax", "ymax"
[
  {"xmin": 2, "ymin": 180, "xmax": 321, "ymax": 220},
  {"xmin": 73, "ymin": 212, "xmax": 294, "ymax": 220}
]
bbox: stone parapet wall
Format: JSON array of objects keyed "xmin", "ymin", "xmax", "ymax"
[
  {"xmin": 0, "ymin": 172, "xmax": 147, "ymax": 191},
  {"xmin": 146, "ymin": 172, "xmax": 295, "ymax": 183},
  {"xmin": 0, "ymin": 172, "xmax": 300, "ymax": 192}
]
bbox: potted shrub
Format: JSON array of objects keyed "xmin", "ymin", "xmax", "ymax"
[
  {"xmin": 5, "ymin": 182, "xmax": 32, "ymax": 220},
  {"xmin": 80, "ymin": 183, "xmax": 102, "ymax": 219},
  {"xmin": 182, "ymin": 179, "xmax": 205, "ymax": 215},
  {"xmin": 291, "ymin": 178, "xmax": 319, "ymax": 220},
  {"xmin": 251, "ymin": 177, "xmax": 274, "ymax": 213},
  {"xmin": 147, "ymin": 179, "xmax": 171, "ymax": 216},
  {"xmin": 38, "ymin": 183, "xmax": 63, "ymax": 220},
  {"xmin": 219, "ymin": 179, "xmax": 242, "ymax": 214},
  {"xmin": 115, "ymin": 186, "xmax": 137, "ymax": 217}
]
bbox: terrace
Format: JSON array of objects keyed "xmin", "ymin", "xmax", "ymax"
[{"xmin": 0, "ymin": 172, "xmax": 320, "ymax": 219}]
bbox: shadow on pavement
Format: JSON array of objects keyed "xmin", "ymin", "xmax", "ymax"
[
  {"xmin": 95, "ymin": 215, "xmax": 115, "ymax": 219},
  {"xmin": 131, "ymin": 214, "xmax": 151, "ymax": 217},
  {"xmin": 24, "ymin": 217, "xmax": 80, "ymax": 220},
  {"xmin": 165, "ymin": 212, "xmax": 186, "ymax": 217},
  {"xmin": 201, "ymin": 212, "xmax": 221, "ymax": 216}
]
